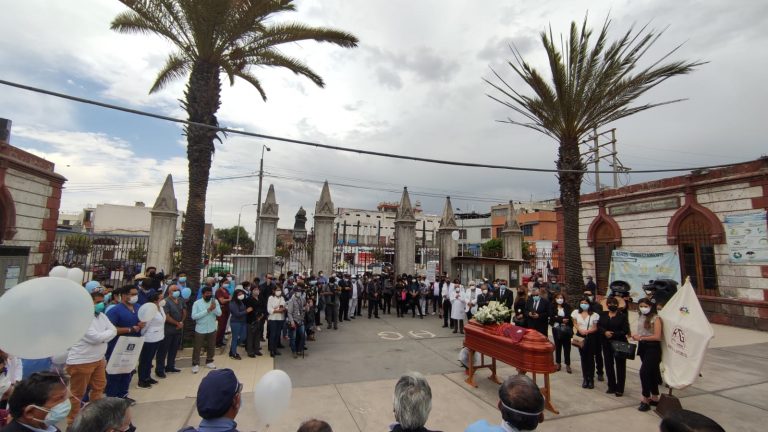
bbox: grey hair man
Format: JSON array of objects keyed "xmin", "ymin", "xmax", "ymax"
[
  {"xmin": 391, "ymin": 372, "xmax": 437, "ymax": 432},
  {"xmin": 297, "ymin": 419, "xmax": 333, "ymax": 432},
  {"xmin": 69, "ymin": 397, "xmax": 134, "ymax": 432},
  {"xmin": 465, "ymin": 375, "xmax": 544, "ymax": 432}
]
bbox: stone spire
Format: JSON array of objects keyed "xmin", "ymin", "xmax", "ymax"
[
  {"xmin": 152, "ymin": 174, "xmax": 177, "ymax": 214},
  {"xmin": 439, "ymin": 196, "xmax": 457, "ymax": 229},
  {"xmin": 261, "ymin": 184, "xmax": 279, "ymax": 218},
  {"xmin": 503, "ymin": 201, "xmax": 520, "ymax": 231},
  {"xmin": 395, "ymin": 187, "xmax": 416, "ymax": 222},
  {"xmin": 315, "ymin": 180, "xmax": 334, "ymax": 217}
]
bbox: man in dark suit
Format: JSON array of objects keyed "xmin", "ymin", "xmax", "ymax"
[
  {"xmin": 525, "ymin": 287, "xmax": 550, "ymax": 336},
  {"xmin": 497, "ymin": 281, "xmax": 514, "ymax": 309}
]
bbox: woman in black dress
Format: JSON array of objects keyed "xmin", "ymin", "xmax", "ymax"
[
  {"xmin": 550, "ymin": 292, "xmax": 573, "ymax": 373},
  {"xmin": 599, "ymin": 296, "xmax": 631, "ymax": 396}
]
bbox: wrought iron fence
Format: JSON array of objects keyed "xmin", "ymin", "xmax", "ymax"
[{"xmin": 52, "ymin": 231, "xmax": 149, "ymax": 285}]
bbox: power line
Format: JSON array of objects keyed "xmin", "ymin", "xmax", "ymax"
[{"xmin": 0, "ymin": 78, "xmax": 750, "ymax": 175}]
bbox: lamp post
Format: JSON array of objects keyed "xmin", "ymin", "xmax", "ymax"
[
  {"xmin": 236, "ymin": 203, "xmax": 257, "ymax": 254},
  {"xmin": 253, "ymin": 145, "xmax": 271, "ymax": 254}
]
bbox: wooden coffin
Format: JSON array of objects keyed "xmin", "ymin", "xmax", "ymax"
[{"xmin": 464, "ymin": 320, "xmax": 556, "ymax": 374}]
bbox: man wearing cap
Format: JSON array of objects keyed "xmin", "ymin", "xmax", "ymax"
[
  {"xmin": 585, "ymin": 275, "xmax": 597, "ymax": 294},
  {"xmin": 179, "ymin": 369, "xmax": 243, "ymax": 432},
  {"xmin": 465, "ymin": 375, "xmax": 545, "ymax": 431},
  {"xmin": 190, "ymin": 286, "xmax": 222, "ymax": 374}
]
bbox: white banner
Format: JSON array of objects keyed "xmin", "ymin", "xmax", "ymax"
[
  {"xmin": 609, "ymin": 250, "xmax": 681, "ymax": 300},
  {"xmin": 106, "ymin": 336, "xmax": 145, "ymax": 375},
  {"xmin": 659, "ymin": 278, "xmax": 714, "ymax": 389},
  {"xmin": 724, "ymin": 211, "xmax": 768, "ymax": 263}
]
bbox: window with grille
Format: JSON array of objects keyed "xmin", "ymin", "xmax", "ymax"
[
  {"xmin": 594, "ymin": 223, "xmax": 618, "ymax": 296},
  {"xmin": 677, "ymin": 212, "xmax": 718, "ymax": 296},
  {"xmin": 522, "ymin": 225, "xmax": 534, "ymax": 236},
  {"xmin": 481, "ymin": 228, "xmax": 491, "ymax": 239}
]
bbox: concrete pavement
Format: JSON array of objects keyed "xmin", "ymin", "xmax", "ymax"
[{"xmin": 129, "ymin": 311, "xmax": 768, "ymax": 431}]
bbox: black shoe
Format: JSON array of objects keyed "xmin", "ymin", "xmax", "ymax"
[
  {"xmin": 229, "ymin": 353, "xmax": 242, "ymax": 360},
  {"xmin": 597, "ymin": 374, "xmax": 605, "ymax": 382},
  {"xmin": 248, "ymin": 353, "xmax": 256, "ymax": 358},
  {"xmin": 274, "ymin": 351, "xmax": 282, "ymax": 356},
  {"xmin": 270, "ymin": 352, "xmax": 275, "ymax": 358},
  {"xmin": 375, "ymin": 316, "xmax": 380, "ymax": 319},
  {"xmin": 442, "ymin": 325, "xmax": 448, "ymax": 328},
  {"xmin": 452, "ymin": 329, "xmax": 458, "ymax": 334},
  {"xmin": 148, "ymin": 378, "xmax": 159, "ymax": 385},
  {"xmin": 138, "ymin": 381, "xmax": 152, "ymax": 389},
  {"xmin": 368, "ymin": 316, "xmax": 372, "ymax": 319},
  {"xmin": 582, "ymin": 379, "xmax": 588, "ymax": 388},
  {"xmin": 588, "ymin": 380, "xmax": 595, "ymax": 389},
  {"xmin": 638, "ymin": 402, "xmax": 651, "ymax": 412},
  {"xmin": 156, "ymin": 372, "xmax": 167, "ymax": 379},
  {"xmin": 606, "ymin": 388, "xmax": 615, "ymax": 394},
  {"xmin": 615, "ymin": 392, "xmax": 624, "ymax": 397},
  {"xmin": 649, "ymin": 399, "xmax": 659, "ymax": 406},
  {"xmin": 166, "ymin": 368, "xmax": 181, "ymax": 373},
  {"xmin": 255, "ymin": 351, "xmax": 263, "ymax": 356},
  {"xmin": 327, "ymin": 325, "xmax": 332, "ymax": 329}
]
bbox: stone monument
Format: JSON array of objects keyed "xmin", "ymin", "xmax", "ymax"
[
  {"xmin": 394, "ymin": 187, "xmax": 417, "ymax": 276},
  {"xmin": 147, "ymin": 174, "xmax": 179, "ymax": 274},
  {"xmin": 256, "ymin": 184, "xmax": 279, "ymax": 255},
  {"xmin": 501, "ymin": 200, "xmax": 523, "ymax": 285},
  {"xmin": 437, "ymin": 196, "xmax": 458, "ymax": 279},
  {"xmin": 293, "ymin": 206, "xmax": 307, "ymax": 242},
  {"xmin": 312, "ymin": 181, "xmax": 335, "ymax": 275}
]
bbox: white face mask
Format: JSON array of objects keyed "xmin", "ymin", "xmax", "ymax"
[
  {"xmin": 639, "ymin": 307, "xmax": 651, "ymax": 315},
  {"xmin": 482, "ymin": 290, "xmax": 488, "ymax": 295},
  {"xmin": 128, "ymin": 295, "xmax": 139, "ymax": 304},
  {"xmin": 275, "ymin": 291, "xmax": 282, "ymax": 297},
  {"xmin": 159, "ymin": 299, "xmax": 166, "ymax": 308},
  {"xmin": 556, "ymin": 298, "xmax": 564, "ymax": 305},
  {"xmin": 237, "ymin": 294, "xmax": 245, "ymax": 301}
]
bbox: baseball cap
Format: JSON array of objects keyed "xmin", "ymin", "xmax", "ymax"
[{"xmin": 196, "ymin": 369, "xmax": 242, "ymax": 419}]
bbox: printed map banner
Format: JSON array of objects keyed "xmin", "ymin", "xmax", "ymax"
[
  {"xmin": 609, "ymin": 250, "xmax": 682, "ymax": 299},
  {"xmin": 724, "ymin": 211, "xmax": 768, "ymax": 263}
]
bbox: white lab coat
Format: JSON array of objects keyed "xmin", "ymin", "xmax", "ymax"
[
  {"xmin": 464, "ymin": 288, "xmax": 479, "ymax": 314},
  {"xmin": 450, "ymin": 288, "xmax": 467, "ymax": 320}
]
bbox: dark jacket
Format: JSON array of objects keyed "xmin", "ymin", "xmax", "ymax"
[
  {"xmin": 244, "ymin": 295, "xmax": 265, "ymax": 324},
  {"xmin": 549, "ymin": 302, "xmax": 573, "ymax": 328},
  {"xmin": 496, "ymin": 286, "xmax": 514, "ymax": 309},
  {"xmin": 1, "ymin": 420, "xmax": 61, "ymax": 432},
  {"xmin": 525, "ymin": 297, "xmax": 551, "ymax": 335},
  {"xmin": 229, "ymin": 299, "xmax": 248, "ymax": 323},
  {"xmin": 598, "ymin": 310, "xmax": 631, "ymax": 342},
  {"xmin": 390, "ymin": 424, "xmax": 440, "ymax": 432}
]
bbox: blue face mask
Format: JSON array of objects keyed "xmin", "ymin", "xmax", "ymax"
[
  {"xmin": 178, "ymin": 277, "xmax": 187, "ymax": 283},
  {"xmin": 532, "ymin": 295, "xmax": 540, "ymax": 301},
  {"xmin": 104, "ymin": 292, "xmax": 112, "ymax": 303},
  {"xmin": 580, "ymin": 303, "xmax": 590, "ymax": 311},
  {"xmin": 172, "ymin": 291, "xmax": 181, "ymax": 298},
  {"xmin": 94, "ymin": 302, "xmax": 106, "ymax": 314},
  {"xmin": 33, "ymin": 399, "xmax": 71, "ymax": 427}
]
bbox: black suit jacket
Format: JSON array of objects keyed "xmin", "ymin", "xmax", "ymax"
[
  {"xmin": 525, "ymin": 297, "xmax": 551, "ymax": 335},
  {"xmin": 1, "ymin": 420, "xmax": 61, "ymax": 432},
  {"xmin": 496, "ymin": 287, "xmax": 514, "ymax": 309}
]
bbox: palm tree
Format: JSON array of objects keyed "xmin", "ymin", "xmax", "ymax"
[
  {"xmin": 486, "ymin": 17, "xmax": 703, "ymax": 299},
  {"xmin": 111, "ymin": 0, "xmax": 358, "ymax": 289}
]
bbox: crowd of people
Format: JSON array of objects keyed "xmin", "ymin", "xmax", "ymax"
[{"xmin": 0, "ymin": 266, "xmax": 724, "ymax": 431}]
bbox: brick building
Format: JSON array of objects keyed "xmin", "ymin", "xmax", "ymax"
[
  {"xmin": 556, "ymin": 158, "xmax": 768, "ymax": 330},
  {"xmin": 0, "ymin": 119, "xmax": 66, "ymax": 288}
]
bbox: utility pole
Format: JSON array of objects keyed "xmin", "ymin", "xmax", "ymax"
[
  {"xmin": 580, "ymin": 128, "xmax": 630, "ymax": 192},
  {"xmin": 253, "ymin": 145, "xmax": 270, "ymax": 254}
]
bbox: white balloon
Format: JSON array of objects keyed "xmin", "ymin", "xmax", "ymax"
[
  {"xmin": 254, "ymin": 370, "xmax": 292, "ymax": 426},
  {"xmin": 0, "ymin": 277, "xmax": 93, "ymax": 359},
  {"xmin": 49, "ymin": 266, "xmax": 68, "ymax": 278},
  {"xmin": 51, "ymin": 352, "xmax": 69, "ymax": 365},
  {"xmin": 66, "ymin": 268, "xmax": 85, "ymax": 284},
  {"xmin": 451, "ymin": 230, "xmax": 460, "ymax": 241},
  {"xmin": 137, "ymin": 303, "xmax": 158, "ymax": 323}
]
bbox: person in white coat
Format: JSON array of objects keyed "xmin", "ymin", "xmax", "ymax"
[
  {"xmin": 65, "ymin": 291, "xmax": 117, "ymax": 426},
  {"xmin": 349, "ymin": 275, "xmax": 360, "ymax": 319},
  {"xmin": 464, "ymin": 281, "xmax": 480, "ymax": 320},
  {"xmin": 451, "ymin": 284, "xmax": 467, "ymax": 334}
]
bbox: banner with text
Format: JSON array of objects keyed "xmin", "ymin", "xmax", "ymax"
[
  {"xmin": 609, "ymin": 250, "xmax": 682, "ymax": 299},
  {"xmin": 724, "ymin": 211, "xmax": 768, "ymax": 263}
]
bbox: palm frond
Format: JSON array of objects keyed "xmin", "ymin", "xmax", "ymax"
[{"xmin": 150, "ymin": 52, "xmax": 191, "ymax": 93}]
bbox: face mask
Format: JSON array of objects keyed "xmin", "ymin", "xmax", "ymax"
[
  {"xmin": 94, "ymin": 302, "xmax": 106, "ymax": 314},
  {"xmin": 172, "ymin": 291, "xmax": 181, "ymax": 298},
  {"xmin": 178, "ymin": 277, "xmax": 187, "ymax": 283},
  {"xmin": 587, "ymin": 296, "xmax": 594, "ymax": 302},
  {"xmin": 608, "ymin": 305, "xmax": 619, "ymax": 312},
  {"xmin": 657, "ymin": 307, "xmax": 663, "ymax": 313},
  {"xmin": 455, "ymin": 289, "xmax": 460, "ymax": 293},
  {"xmin": 128, "ymin": 295, "xmax": 139, "ymax": 304},
  {"xmin": 532, "ymin": 295, "xmax": 540, "ymax": 301},
  {"xmin": 310, "ymin": 280, "xmax": 317, "ymax": 286},
  {"xmin": 216, "ymin": 276, "xmax": 223, "ymax": 281},
  {"xmin": 645, "ymin": 290, "xmax": 653, "ymax": 296},
  {"xmin": 580, "ymin": 304, "xmax": 589, "ymax": 311},
  {"xmin": 159, "ymin": 300, "xmax": 167, "ymax": 308},
  {"xmin": 482, "ymin": 290, "xmax": 488, "ymax": 295},
  {"xmin": 639, "ymin": 307, "xmax": 651, "ymax": 315},
  {"xmin": 34, "ymin": 399, "xmax": 71, "ymax": 426},
  {"xmin": 104, "ymin": 293, "xmax": 112, "ymax": 303},
  {"xmin": 556, "ymin": 298, "xmax": 564, "ymax": 305},
  {"xmin": 227, "ymin": 276, "xmax": 233, "ymax": 281},
  {"xmin": 237, "ymin": 294, "xmax": 245, "ymax": 301},
  {"xmin": 203, "ymin": 295, "xmax": 212, "ymax": 301},
  {"xmin": 275, "ymin": 291, "xmax": 282, "ymax": 296}
]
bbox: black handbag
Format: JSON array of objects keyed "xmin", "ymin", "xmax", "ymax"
[
  {"xmin": 557, "ymin": 325, "xmax": 573, "ymax": 340},
  {"xmin": 610, "ymin": 340, "xmax": 637, "ymax": 360}
]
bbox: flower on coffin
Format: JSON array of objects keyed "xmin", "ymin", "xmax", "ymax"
[{"xmin": 473, "ymin": 301, "xmax": 511, "ymax": 325}]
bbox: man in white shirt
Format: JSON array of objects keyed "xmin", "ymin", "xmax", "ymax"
[{"xmin": 65, "ymin": 291, "xmax": 118, "ymax": 426}]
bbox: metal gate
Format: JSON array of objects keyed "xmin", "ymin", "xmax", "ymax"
[{"xmin": 52, "ymin": 232, "xmax": 149, "ymax": 285}]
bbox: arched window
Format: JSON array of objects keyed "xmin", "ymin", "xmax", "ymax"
[
  {"xmin": 593, "ymin": 222, "xmax": 619, "ymax": 296},
  {"xmin": 677, "ymin": 212, "xmax": 718, "ymax": 296}
]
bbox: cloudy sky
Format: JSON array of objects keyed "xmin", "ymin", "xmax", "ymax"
[{"xmin": 1, "ymin": 0, "xmax": 766, "ymax": 236}]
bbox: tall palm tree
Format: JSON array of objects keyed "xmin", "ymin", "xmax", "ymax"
[
  {"xmin": 111, "ymin": 0, "xmax": 358, "ymax": 289},
  {"xmin": 486, "ymin": 17, "xmax": 703, "ymax": 300}
]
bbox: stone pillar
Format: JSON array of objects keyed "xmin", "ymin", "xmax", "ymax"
[
  {"xmin": 257, "ymin": 184, "xmax": 279, "ymax": 255},
  {"xmin": 438, "ymin": 196, "xmax": 458, "ymax": 279},
  {"xmin": 312, "ymin": 181, "xmax": 335, "ymax": 275},
  {"xmin": 147, "ymin": 174, "xmax": 179, "ymax": 274},
  {"xmin": 394, "ymin": 187, "xmax": 417, "ymax": 276},
  {"xmin": 501, "ymin": 201, "xmax": 523, "ymax": 285}
]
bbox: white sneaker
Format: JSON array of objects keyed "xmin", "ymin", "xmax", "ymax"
[
  {"xmin": 205, "ymin": 363, "xmax": 217, "ymax": 370},
  {"xmin": 192, "ymin": 365, "xmax": 200, "ymax": 374}
]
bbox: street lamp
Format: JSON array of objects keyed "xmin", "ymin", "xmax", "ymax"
[
  {"xmin": 235, "ymin": 203, "xmax": 257, "ymax": 254},
  {"xmin": 253, "ymin": 145, "xmax": 271, "ymax": 254}
]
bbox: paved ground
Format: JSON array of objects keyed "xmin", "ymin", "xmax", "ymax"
[{"xmin": 129, "ymin": 310, "xmax": 768, "ymax": 432}]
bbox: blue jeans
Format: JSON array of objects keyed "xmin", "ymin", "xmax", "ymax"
[
  {"xmin": 289, "ymin": 323, "xmax": 305, "ymax": 354},
  {"xmin": 229, "ymin": 321, "xmax": 247, "ymax": 356}
]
